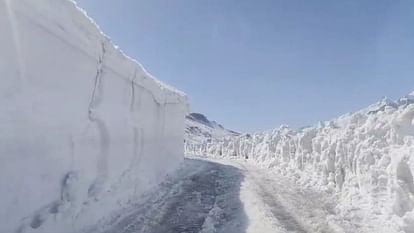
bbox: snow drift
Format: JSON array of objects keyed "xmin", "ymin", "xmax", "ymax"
[
  {"xmin": 0, "ymin": 0, "xmax": 188, "ymax": 232},
  {"xmin": 186, "ymin": 93, "xmax": 414, "ymax": 232}
]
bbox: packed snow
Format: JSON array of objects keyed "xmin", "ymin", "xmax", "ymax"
[
  {"xmin": 186, "ymin": 94, "xmax": 414, "ymax": 232},
  {"xmin": 86, "ymin": 157, "xmax": 349, "ymax": 233},
  {"xmin": 0, "ymin": 0, "xmax": 188, "ymax": 232},
  {"xmin": 2, "ymin": 0, "xmax": 414, "ymax": 232}
]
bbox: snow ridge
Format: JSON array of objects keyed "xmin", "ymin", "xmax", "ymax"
[{"xmin": 186, "ymin": 93, "xmax": 414, "ymax": 232}]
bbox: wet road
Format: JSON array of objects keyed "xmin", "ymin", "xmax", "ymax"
[
  {"xmin": 101, "ymin": 159, "xmax": 247, "ymax": 233},
  {"xmin": 91, "ymin": 158, "xmax": 350, "ymax": 233}
]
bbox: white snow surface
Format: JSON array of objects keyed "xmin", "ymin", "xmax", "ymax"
[
  {"xmin": 186, "ymin": 94, "xmax": 414, "ymax": 232},
  {"xmin": 0, "ymin": 0, "xmax": 188, "ymax": 232},
  {"xmin": 185, "ymin": 113, "xmax": 239, "ymax": 153}
]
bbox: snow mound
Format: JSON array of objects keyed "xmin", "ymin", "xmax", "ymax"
[
  {"xmin": 0, "ymin": 0, "xmax": 188, "ymax": 232},
  {"xmin": 186, "ymin": 92, "xmax": 414, "ymax": 232}
]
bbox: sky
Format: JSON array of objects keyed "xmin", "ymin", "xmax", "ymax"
[{"xmin": 76, "ymin": 0, "xmax": 414, "ymax": 133}]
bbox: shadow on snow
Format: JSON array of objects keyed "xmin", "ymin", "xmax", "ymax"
[{"xmin": 100, "ymin": 158, "xmax": 248, "ymax": 233}]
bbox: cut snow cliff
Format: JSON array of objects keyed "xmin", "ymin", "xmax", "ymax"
[{"xmin": 0, "ymin": 0, "xmax": 188, "ymax": 232}]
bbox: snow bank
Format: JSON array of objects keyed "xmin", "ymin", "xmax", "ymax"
[
  {"xmin": 186, "ymin": 95, "xmax": 414, "ymax": 232},
  {"xmin": 0, "ymin": 0, "xmax": 188, "ymax": 232}
]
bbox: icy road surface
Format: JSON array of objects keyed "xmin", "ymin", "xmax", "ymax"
[{"xmin": 91, "ymin": 158, "xmax": 354, "ymax": 233}]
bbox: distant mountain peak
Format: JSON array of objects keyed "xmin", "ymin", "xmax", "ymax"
[
  {"xmin": 187, "ymin": 113, "xmax": 210, "ymax": 125},
  {"xmin": 185, "ymin": 112, "xmax": 240, "ymax": 144}
]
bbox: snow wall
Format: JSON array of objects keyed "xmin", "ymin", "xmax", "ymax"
[
  {"xmin": 0, "ymin": 0, "xmax": 188, "ymax": 232},
  {"xmin": 186, "ymin": 96, "xmax": 414, "ymax": 231}
]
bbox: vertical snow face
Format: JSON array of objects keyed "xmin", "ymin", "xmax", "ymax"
[
  {"xmin": 186, "ymin": 96, "xmax": 414, "ymax": 231},
  {"xmin": 0, "ymin": 0, "xmax": 188, "ymax": 232}
]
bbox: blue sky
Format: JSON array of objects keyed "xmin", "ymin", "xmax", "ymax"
[{"xmin": 76, "ymin": 0, "xmax": 414, "ymax": 132}]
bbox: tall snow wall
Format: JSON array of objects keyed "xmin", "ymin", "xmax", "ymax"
[
  {"xmin": 0, "ymin": 0, "xmax": 188, "ymax": 232},
  {"xmin": 186, "ymin": 96, "xmax": 414, "ymax": 231}
]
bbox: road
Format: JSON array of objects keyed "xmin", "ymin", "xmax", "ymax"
[{"xmin": 92, "ymin": 158, "xmax": 351, "ymax": 233}]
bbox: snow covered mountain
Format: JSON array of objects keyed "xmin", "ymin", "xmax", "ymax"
[
  {"xmin": 186, "ymin": 92, "xmax": 414, "ymax": 232},
  {"xmin": 185, "ymin": 113, "xmax": 240, "ymax": 143}
]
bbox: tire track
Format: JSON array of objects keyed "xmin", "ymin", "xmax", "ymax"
[{"xmin": 98, "ymin": 159, "xmax": 246, "ymax": 233}]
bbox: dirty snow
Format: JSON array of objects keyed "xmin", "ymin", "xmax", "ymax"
[{"xmin": 88, "ymin": 158, "xmax": 351, "ymax": 233}]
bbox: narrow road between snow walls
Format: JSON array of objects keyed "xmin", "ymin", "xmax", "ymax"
[{"xmin": 87, "ymin": 157, "xmax": 393, "ymax": 233}]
